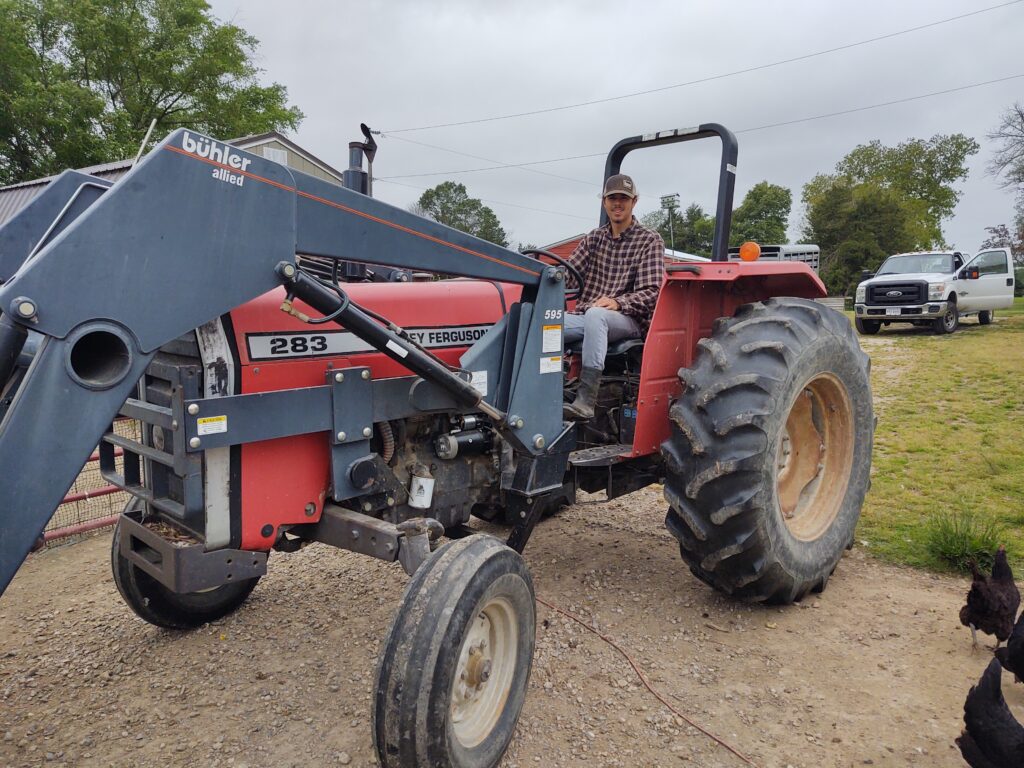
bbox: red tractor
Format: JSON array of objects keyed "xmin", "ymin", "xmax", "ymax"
[{"xmin": 0, "ymin": 123, "xmax": 872, "ymax": 767}]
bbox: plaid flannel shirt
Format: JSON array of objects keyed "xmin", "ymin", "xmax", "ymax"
[{"xmin": 565, "ymin": 218, "xmax": 665, "ymax": 334}]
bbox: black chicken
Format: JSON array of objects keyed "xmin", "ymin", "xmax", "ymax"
[
  {"xmin": 995, "ymin": 610, "xmax": 1024, "ymax": 682},
  {"xmin": 960, "ymin": 546, "xmax": 1020, "ymax": 650},
  {"xmin": 956, "ymin": 658, "xmax": 1024, "ymax": 767}
]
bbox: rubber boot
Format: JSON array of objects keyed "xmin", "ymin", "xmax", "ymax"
[{"xmin": 563, "ymin": 366, "xmax": 602, "ymax": 420}]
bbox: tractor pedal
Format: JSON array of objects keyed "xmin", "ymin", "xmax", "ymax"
[{"xmin": 568, "ymin": 443, "xmax": 633, "ymax": 468}]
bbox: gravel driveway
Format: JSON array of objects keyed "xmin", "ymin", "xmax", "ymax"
[{"xmin": 1, "ymin": 484, "xmax": 1015, "ymax": 768}]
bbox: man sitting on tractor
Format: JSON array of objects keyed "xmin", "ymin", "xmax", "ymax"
[{"xmin": 562, "ymin": 174, "xmax": 665, "ymax": 420}]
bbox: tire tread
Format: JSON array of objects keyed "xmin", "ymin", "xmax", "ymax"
[{"xmin": 661, "ymin": 298, "xmax": 873, "ymax": 604}]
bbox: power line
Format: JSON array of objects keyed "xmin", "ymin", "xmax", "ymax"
[
  {"xmin": 378, "ymin": 73, "xmax": 1024, "ymax": 180},
  {"xmin": 382, "ymin": 134, "xmax": 595, "ymax": 187},
  {"xmin": 735, "ymin": 73, "xmax": 1024, "ymax": 135},
  {"xmin": 382, "ymin": 0, "xmax": 1023, "ymax": 134},
  {"xmin": 378, "ymin": 150, "xmax": 603, "ymax": 180},
  {"xmin": 375, "ymin": 178, "xmax": 593, "ymax": 222}
]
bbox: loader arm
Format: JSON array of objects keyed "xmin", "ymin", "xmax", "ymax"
[
  {"xmin": 0, "ymin": 129, "xmax": 566, "ymax": 594},
  {"xmin": 0, "ymin": 170, "xmax": 112, "ymax": 283}
]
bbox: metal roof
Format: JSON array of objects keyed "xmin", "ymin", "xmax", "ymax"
[{"xmin": 0, "ymin": 161, "xmax": 132, "ymax": 228}]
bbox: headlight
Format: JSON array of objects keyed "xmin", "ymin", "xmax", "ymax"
[
  {"xmin": 855, "ymin": 285, "xmax": 866, "ymax": 303},
  {"xmin": 928, "ymin": 282, "xmax": 946, "ymax": 300}
]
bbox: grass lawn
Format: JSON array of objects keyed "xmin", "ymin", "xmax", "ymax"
[{"xmin": 855, "ymin": 297, "xmax": 1024, "ymax": 572}]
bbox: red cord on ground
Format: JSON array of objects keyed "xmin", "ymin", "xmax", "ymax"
[{"xmin": 536, "ymin": 595, "xmax": 759, "ymax": 767}]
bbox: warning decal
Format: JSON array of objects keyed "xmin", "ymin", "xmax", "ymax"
[
  {"xmin": 197, "ymin": 415, "xmax": 228, "ymax": 435},
  {"xmin": 542, "ymin": 324, "xmax": 562, "ymax": 354},
  {"xmin": 539, "ymin": 356, "xmax": 562, "ymax": 374}
]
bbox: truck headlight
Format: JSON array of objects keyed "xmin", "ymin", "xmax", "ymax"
[
  {"xmin": 855, "ymin": 285, "xmax": 866, "ymax": 303},
  {"xmin": 928, "ymin": 282, "xmax": 946, "ymax": 301}
]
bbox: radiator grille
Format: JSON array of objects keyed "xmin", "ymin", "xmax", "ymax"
[{"xmin": 866, "ymin": 281, "xmax": 926, "ymax": 305}]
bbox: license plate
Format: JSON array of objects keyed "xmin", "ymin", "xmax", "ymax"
[{"xmin": 885, "ymin": 307, "xmax": 901, "ymax": 316}]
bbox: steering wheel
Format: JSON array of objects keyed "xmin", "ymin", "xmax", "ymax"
[{"xmin": 520, "ymin": 248, "xmax": 585, "ymax": 302}]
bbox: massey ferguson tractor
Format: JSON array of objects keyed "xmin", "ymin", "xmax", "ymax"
[{"xmin": 0, "ymin": 123, "xmax": 873, "ymax": 767}]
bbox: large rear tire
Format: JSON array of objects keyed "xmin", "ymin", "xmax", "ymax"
[
  {"xmin": 373, "ymin": 535, "xmax": 535, "ymax": 768},
  {"xmin": 662, "ymin": 298, "xmax": 874, "ymax": 604},
  {"xmin": 111, "ymin": 510, "xmax": 260, "ymax": 630}
]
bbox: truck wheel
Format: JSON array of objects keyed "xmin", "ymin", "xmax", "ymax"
[
  {"xmin": 373, "ymin": 534, "xmax": 535, "ymax": 768},
  {"xmin": 662, "ymin": 297, "xmax": 874, "ymax": 604},
  {"xmin": 111, "ymin": 514, "xmax": 260, "ymax": 630},
  {"xmin": 933, "ymin": 301, "xmax": 959, "ymax": 334},
  {"xmin": 854, "ymin": 317, "xmax": 880, "ymax": 335},
  {"xmin": 979, "ymin": 310, "xmax": 993, "ymax": 325}
]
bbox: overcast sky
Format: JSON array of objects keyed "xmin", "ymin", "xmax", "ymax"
[{"xmin": 208, "ymin": 0, "xmax": 1022, "ymax": 252}]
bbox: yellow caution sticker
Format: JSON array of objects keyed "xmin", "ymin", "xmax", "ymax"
[{"xmin": 197, "ymin": 415, "xmax": 228, "ymax": 435}]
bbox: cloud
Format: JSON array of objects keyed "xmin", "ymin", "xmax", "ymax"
[{"xmin": 211, "ymin": 0, "xmax": 1022, "ymax": 250}]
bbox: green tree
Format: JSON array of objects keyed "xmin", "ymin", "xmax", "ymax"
[
  {"xmin": 0, "ymin": 0, "xmax": 303, "ymax": 185},
  {"xmin": 642, "ymin": 203, "xmax": 714, "ymax": 257},
  {"xmin": 730, "ymin": 181, "xmax": 791, "ymax": 246},
  {"xmin": 804, "ymin": 178, "xmax": 916, "ymax": 296},
  {"xmin": 414, "ymin": 181, "xmax": 509, "ymax": 247},
  {"xmin": 680, "ymin": 204, "xmax": 716, "ymax": 257},
  {"xmin": 832, "ymin": 134, "xmax": 978, "ymax": 246},
  {"xmin": 0, "ymin": 1, "xmax": 108, "ymax": 183}
]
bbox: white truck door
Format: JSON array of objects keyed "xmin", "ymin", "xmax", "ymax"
[{"xmin": 967, "ymin": 249, "xmax": 1014, "ymax": 310}]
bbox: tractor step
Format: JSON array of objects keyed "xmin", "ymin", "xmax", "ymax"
[{"xmin": 569, "ymin": 444, "xmax": 633, "ymax": 467}]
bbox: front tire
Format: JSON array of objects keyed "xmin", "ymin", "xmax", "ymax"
[
  {"xmin": 979, "ymin": 310, "xmax": 994, "ymax": 325},
  {"xmin": 854, "ymin": 317, "xmax": 880, "ymax": 335},
  {"xmin": 933, "ymin": 301, "xmax": 959, "ymax": 334},
  {"xmin": 373, "ymin": 535, "xmax": 535, "ymax": 768},
  {"xmin": 111, "ymin": 514, "xmax": 260, "ymax": 630},
  {"xmin": 662, "ymin": 297, "xmax": 874, "ymax": 604}
]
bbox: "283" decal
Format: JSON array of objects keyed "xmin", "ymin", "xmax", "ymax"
[{"xmin": 268, "ymin": 336, "xmax": 328, "ymax": 355}]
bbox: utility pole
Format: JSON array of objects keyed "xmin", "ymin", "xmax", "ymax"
[{"xmin": 660, "ymin": 193, "xmax": 680, "ymax": 253}]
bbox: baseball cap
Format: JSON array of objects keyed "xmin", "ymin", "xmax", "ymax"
[{"xmin": 602, "ymin": 174, "xmax": 637, "ymax": 199}]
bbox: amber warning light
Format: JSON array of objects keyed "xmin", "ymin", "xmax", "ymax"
[{"xmin": 738, "ymin": 241, "xmax": 761, "ymax": 262}]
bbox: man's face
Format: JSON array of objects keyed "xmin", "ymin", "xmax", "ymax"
[{"xmin": 603, "ymin": 193, "xmax": 636, "ymax": 227}]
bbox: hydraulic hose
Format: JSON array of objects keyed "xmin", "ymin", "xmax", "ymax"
[{"xmin": 276, "ymin": 262, "xmax": 505, "ymax": 422}]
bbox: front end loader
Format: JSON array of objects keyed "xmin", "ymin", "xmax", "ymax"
[{"xmin": 0, "ymin": 123, "xmax": 873, "ymax": 767}]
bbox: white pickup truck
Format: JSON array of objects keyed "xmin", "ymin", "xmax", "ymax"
[{"xmin": 853, "ymin": 248, "xmax": 1016, "ymax": 335}]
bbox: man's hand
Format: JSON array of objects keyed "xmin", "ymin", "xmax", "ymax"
[{"xmin": 594, "ymin": 296, "xmax": 620, "ymax": 311}]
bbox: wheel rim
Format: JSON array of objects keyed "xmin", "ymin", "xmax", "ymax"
[
  {"xmin": 450, "ymin": 596, "xmax": 518, "ymax": 749},
  {"xmin": 775, "ymin": 374, "xmax": 855, "ymax": 541},
  {"xmin": 944, "ymin": 307, "xmax": 957, "ymax": 330}
]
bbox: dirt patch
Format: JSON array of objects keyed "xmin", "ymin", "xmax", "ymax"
[
  {"xmin": 1, "ymin": 489, "xmax": 1017, "ymax": 768},
  {"xmin": 858, "ymin": 336, "xmax": 914, "ymax": 410}
]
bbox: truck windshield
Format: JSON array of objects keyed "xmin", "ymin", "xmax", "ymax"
[{"xmin": 876, "ymin": 253, "xmax": 953, "ymax": 275}]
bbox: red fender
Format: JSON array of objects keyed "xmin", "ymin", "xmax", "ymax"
[{"xmin": 630, "ymin": 262, "xmax": 826, "ymax": 456}]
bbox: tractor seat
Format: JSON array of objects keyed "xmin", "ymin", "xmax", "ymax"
[{"xmin": 565, "ymin": 338, "xmax": 645, "ymax": 372}]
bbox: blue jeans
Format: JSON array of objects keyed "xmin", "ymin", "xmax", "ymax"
[{"xmin": 564, "ymin": 307, "xmax": 641, "ymax": 370}]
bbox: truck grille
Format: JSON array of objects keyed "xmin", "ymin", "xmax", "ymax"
[{"xmin": 866, "ymin": 281, "xmax": 926, "ymax": 305}]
